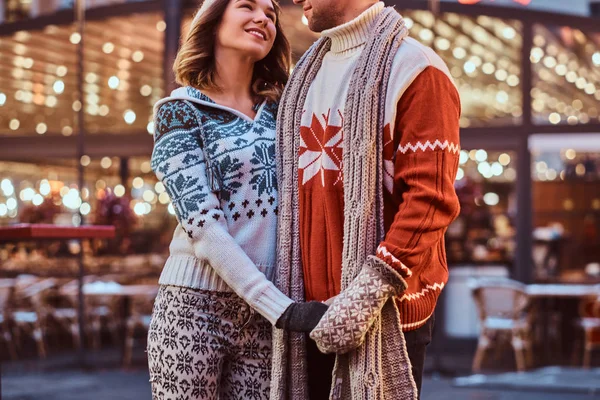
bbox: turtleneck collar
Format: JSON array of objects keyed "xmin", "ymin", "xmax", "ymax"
[{"xmin": 321, "ymin": 2, "xmax": 384, "ymax": 56}]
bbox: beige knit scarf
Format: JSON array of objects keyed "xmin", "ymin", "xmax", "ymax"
[{"xmin": 271, "ymin": 7, "xmax": 417, "ymax": 400}]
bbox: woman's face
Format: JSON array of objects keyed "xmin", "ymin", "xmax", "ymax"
[{"xmin": 216, "ymin": 0, "xmax": 277, "ymax": 62}]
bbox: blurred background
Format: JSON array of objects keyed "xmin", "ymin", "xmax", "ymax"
[{"xmin": 0, "ymin": 0, "xmax": 599, "ymax": 399}]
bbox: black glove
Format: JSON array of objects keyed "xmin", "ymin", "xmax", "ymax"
[{"xmin": 275, "ymin": 301, "xmax": 328, "ymax": 332}]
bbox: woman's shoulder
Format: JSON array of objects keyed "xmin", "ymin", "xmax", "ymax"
[{"xmin": 154, "ymin": 100, "xmax": 199, "ymax": 141}]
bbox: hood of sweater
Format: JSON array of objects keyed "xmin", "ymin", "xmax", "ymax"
[{"xmin": 154, "ymin": 86, "xmax": 266, "ymax": 123}]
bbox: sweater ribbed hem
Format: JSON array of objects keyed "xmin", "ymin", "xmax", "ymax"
[
  {"xmin": 253, "ymin": 287, "xmax": 294, "ymax": 326},
  {"xmin": 158, "ymin": 255, "xmax": 276, "ymax": 293},
  {"xmin": 321, "ymin": 2, "xmax": 384, "ymax": 56},
  {"xmin": 395, "ymin": 284, "xmax": 442, "ymax": 331}
]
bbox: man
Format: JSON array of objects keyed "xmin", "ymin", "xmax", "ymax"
[{"xmin": 271, "ymin": 1, "xmax": 460, "ymax": 399}]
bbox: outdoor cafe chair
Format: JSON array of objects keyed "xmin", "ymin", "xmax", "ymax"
[
  {"xmin": 0, "ymin": 279, "xmax": 17, "ymax": 360},
  {"xmin": 123, "ymin": 289, "xmax": 155, "ymax": 367},
  {"xmin": 576, "ymin": 288, "xmax": 600, "ymax": 368},
  {"xmin": 469, "ymin": 277, "xmax": 534, "ymax": 372}
]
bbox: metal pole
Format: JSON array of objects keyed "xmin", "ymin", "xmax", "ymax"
[
  {"xmin": 163, "ymin": 0, "xmax": 183, "ymax": 94},
  {"xmin": 75, "ymin": 0, "xmax": 87, "ymax": 365},
  {"xmin": 515, "ymin": 21, "xmax": 533, "ymax": 284}
]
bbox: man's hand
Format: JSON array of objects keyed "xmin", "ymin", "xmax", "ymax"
[
  {"xmin": 309, "ymin": 256, "xmax": 406, "ymax": 354},
  {"xmin": 275, "ymin": 301, "xmax": 329, "ymax": 332}
]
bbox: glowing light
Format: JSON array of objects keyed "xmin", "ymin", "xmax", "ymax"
[
  {"xmin": 499, "ymin": 153, "xmax": 511, "ymax": 166},
  {"xmin": 168, "ymin": 203, "xmax": 176, "ymax": 215},
  {"xmin": 455, "ymin": 168, "xmax": 464, "ymax": 181},
  {"xmin": 491, "ymin": 162, "xmax": 503, "ymax": 176},
  {"xmin": 124, "ymin": 110, "xmax": 136, "ymax": 124},
  {"xmin": 147, "ymin": 122, "xmax": 154, "ymax": 135},
  {"xmin": 72, "ymin": 100, "xmax": 82, "ymax": 111},
  {"xmin": 20, "ymin": 188, "xmax": 35, "ymax": 201},
  {"xmin": 2, "ymin": 180, "xmax": 15, "ymax": 196},
  {"xmin": 496, "ymin": 91, "xmax": 509, "ymax": 104},
  {"xmin": 159, "ymin": 192, "xmax": 171, "ymax": 204},
  {"xmin": 108, "ymin": 76, "xmax": 120, "ymax": 90},
  {"xmin": 102, "ymin": 42, "xmax": 114, "ymax": 54},
  {"xmin": 80, "ymin": 155, "xmax": 91, "ymax": 166},
  {"xmin": 536, "ymin": 161, "xmax": 548, "ymax": 174},
  {"xmin": 143, "ymin": 190, "xmax": 156, "ymax": 202},
  {"xmin": 156, "ymin": 21, "xmax": 167, "ymax": 32},
  {"xmin": 301, "ymin": 16, "xmax": 308, "ymax": 26},
  {"xmin": 593, "ymin": 52, "xmax": 600, "ymax": 66},
  {"xmin": 46, "ymin": 96, "xmax": 57, "ymax": 107},
  {"xmin": 576, "ymin": 163, "xmax": 586, "ymax": 176},
  {"xmin": 0, "ymin": 205, "xmax": 7, "ymax": 217},
  {"xmin": 36, "ymin": 123, "xmax": 47, "ymax": 135},
  {"xmin": 134, "ymin": 202, "xmax": 147, "ymax": 216},
  {"xmin": 502, "ymin": 27, "xmax": 516, "ymax": 39},
  {"xmin": 9, "ymin": 119, "xmax": 20, "ymax": 130},
  {"xmin": 70, "ymin": 32, "xmax": 81, "ymax": 44},
  {"xmin": 141, "ymin": 161, "xmax": 152, "ymax": 173},
  {"xmin": 549, "ymin": 113, "xmax": 561, "ymax": 125},
  {"xmin": 7, "ymin": 198, "xmax": 17, "ymax": 210},
  {"xmin": 463, "ymin": 61, "xmax": 476, "ymax": 74},
  {"xmin": 453, "ymin": 48, "xmax": 466, "ymax": 60},
  {"xmin": 32, "ymin": 194, "xmax": 44, "ymax": 206},
  {"xmin": 483, "ymin": 193, "xmax": 499, "ymax": 206},
  {"xmin": 99, "ymin": 105, "xmax": 109, "ymax": 116},
  {"xmin": 155, "ymin": 182, "xmax": 165, "ymax": 194},
  {"xmin": 546, "ymin": 169, "xmax": 557, "ymax": 180},
  {"xmin": 565, "ymin": 149, "xmax": 576, "ymax": 160},
  {"xmin": 132, "ymin": 177, "xmax": 144, "ymax": 189},
  {"xmin": 40, "ymin": 180, "xmax": 51, "ymax": 196},
  {"xmin": 63, "ymin": 189, "xmax": 82, "ymax": 209},
  {"xmin": 0, "ymin": 93, "xmax": 6, "ymax": 106},
  {"xmin": 475, "ymin": 149, "xmax": 488, "ymax": 162},
  {"xmin": 80, "ymin": 203, "xmax": 91, "ymax": 215},
  {"xmin": 140, "ymin": 85, "xmax": 152, "ymax": 96},
  {"xmin": 114, "ymin": 185, "xmax": 126, "ymax": 197},
  {"xmin": 53, "ymin": 80, "xmax": 65, "ymax": 94},
  {"xmin": 56, "ymin": 66, "xmax": 68, "ymax": 77},
  {"xmin": 101, "ymin": 157, "xmax": 112, "ymax": 169},
  {"xmin": 477, "ymin": 162, "xmax": 491, "ymax": 176},
  {"xmin": 459, "ymin": 150, "xmax": 469, "ymax": 165},
  {"xmin": 132, "ymin": 51, "xmax": 144, "ymax": 62}
]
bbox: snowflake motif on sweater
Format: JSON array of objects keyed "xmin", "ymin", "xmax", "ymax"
[{"xmin": 151, "ymin": 90, "xmax": 279, "ymax": 262}]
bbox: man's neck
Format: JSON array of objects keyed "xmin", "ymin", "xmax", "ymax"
[{"xmin": 339, "ymin": 1, "xmax": 378, "ymax": 25}]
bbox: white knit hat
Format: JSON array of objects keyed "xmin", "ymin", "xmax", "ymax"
[{"xmin": 192, "ymin": 0, "xmax": 218, "ymax": 26}]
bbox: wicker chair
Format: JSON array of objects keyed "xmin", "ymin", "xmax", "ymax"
[
  {"xmin": 576, "ymin": 289, "xmax": 600, "ymax": 368},
  {"xmin": 0, "ymin": 279, "xmax": 17, "ymax": 360},
  {"xmin": 469, "ymin": 277, "xmax": 534, "ymax": 372},
  {"xmin": 123, "ymin": 290, "xmax": 155, "ymax": 367}
]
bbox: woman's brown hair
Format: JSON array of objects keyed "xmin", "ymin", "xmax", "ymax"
[{"xmin": 173, "ymin": 0, "xmax": 291, "ymax": 103}]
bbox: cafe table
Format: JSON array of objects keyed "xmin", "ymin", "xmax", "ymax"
[{"xmin": 0, "ymin": 223, "xmax": 115, "ymax": 391}]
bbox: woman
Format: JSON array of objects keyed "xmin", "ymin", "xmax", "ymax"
[{"xmin": 147, "ymin": 0, "xmax": 327, "ymax": 399}]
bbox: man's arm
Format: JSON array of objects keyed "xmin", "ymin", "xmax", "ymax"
[{"xmin": 376, "ymin": 66, "xmax": 461, "ymax": 277}]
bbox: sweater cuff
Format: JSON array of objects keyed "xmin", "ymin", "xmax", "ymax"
[
  {"xmin": 254, "ymin": 287, "xmax": 294, "ymax": 326},
  {"xmin": 194, "ymin": 224, "xmax": 293, "ymax": 325}
]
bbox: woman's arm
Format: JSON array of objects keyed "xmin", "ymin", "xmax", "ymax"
[{"xmin": 151, "ymin": 100, "xmax": 293, "ymax": 325}]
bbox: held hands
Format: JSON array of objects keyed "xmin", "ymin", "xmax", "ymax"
[
  {"xmin": 275, "ymin": 301, "xmax": 329, "ymax": 332},
  {"xmin": 309, "ymin": 256, "xmax": 407, "ymax": 354}
]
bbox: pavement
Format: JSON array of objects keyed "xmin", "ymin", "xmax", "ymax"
[
  {"xmin": 2, "ymin": 368, "xmax": 599, "ymax": 400},
  {"xmin": 1, "ymin": 347, "xmax": 599, "ymax": 399}
]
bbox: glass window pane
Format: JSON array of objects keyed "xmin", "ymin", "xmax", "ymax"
[
  {"xmin": 448, "ymin": 149, "xmax": 517, "ymax": 265},
  {"xmin": 400, "ymin": 11, "xmax": 523, "ymax": 128},
  {"xmin": 532, "ymin": 24, "xmax": 600, "ymax": 126},
  {"xmin": 530, "ymin": 134, "xmax": 600, "ymax": 280}
]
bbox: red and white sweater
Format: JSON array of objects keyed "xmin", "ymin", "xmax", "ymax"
[{"xmin": 298, "ymin": 2, "xmax": 461, "ymax": 331}]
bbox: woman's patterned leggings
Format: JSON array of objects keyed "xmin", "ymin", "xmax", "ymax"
[{"xmin": 147, "ymin": 285, "xmax": 272, "ymax": 400}]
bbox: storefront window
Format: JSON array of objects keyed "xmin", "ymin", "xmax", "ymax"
[
  {"xmin": 531, "ymin": 24, "xmax": 600, "ymax": 126},
  {"xmin": 0, "ymin": 157, "xmax": 174, "ymax": 254},
  {"xmin": 530, "ymin": 134, "xmax": 600, "ymax": 281},
  {"xmin": 447, "ymin": 149, "xmax": 517, "ymax": 265}
]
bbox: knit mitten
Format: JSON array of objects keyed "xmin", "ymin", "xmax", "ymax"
[
  {"xmin": 275, "ymin": 301, "xmax": 329, "ymax": 332},
  {"xmin": 310, "ymin": 256, "xmax": 407, "ymax": 354}
]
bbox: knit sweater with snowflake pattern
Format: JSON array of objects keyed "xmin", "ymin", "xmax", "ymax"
[
  {"xmin": 151, "ymin": 86, "xmax": 293, "ymax": 325},
  {"xmin": 299, "ymin": 2, "xmax": 461, "ymax": 331}
]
